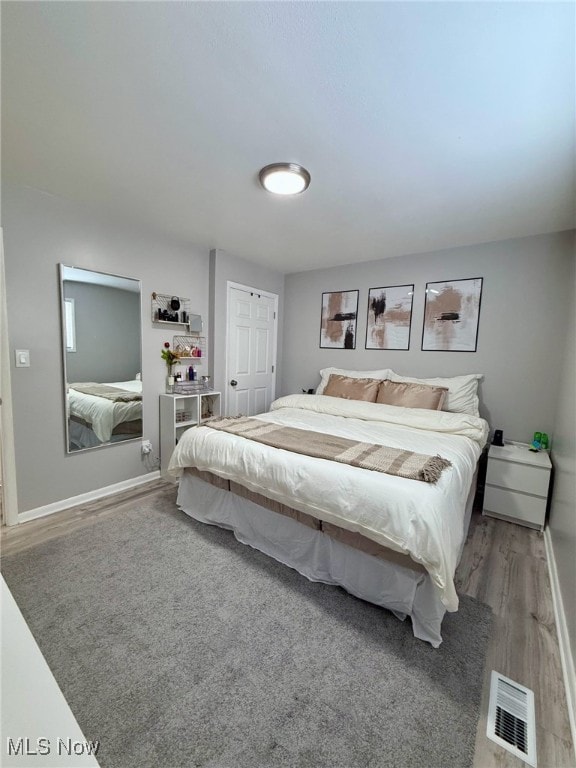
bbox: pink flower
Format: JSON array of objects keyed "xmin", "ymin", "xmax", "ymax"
[{"xmin": 161, "ymin": 343, "xmax": 179, "ymax": 369}]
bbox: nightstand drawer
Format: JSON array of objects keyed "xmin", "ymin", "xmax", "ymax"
[
  {"xmin": 486, "ymin": 458, "xmax": 550, "ymax": 497},
  {"xmin": 484, "ymin": 486, "xmax": 546, "ymax": 527}
]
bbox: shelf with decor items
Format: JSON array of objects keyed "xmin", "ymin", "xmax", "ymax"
[
  {"xmin": 151, "ymin": 292, "xmax": 203, "ymax": 332},
  {"xmin": 159, "ymin": 392, "xmax": 221, "ymax": 477},
  {"xmin": 151, "ymin": 292, "xmax": 191, "ymax": 326},
  {"xmin": 172, "ymin": 335, "xmax": 206, "ymax": 364},
  {"xmin": 482, "ymin": 441, "xmax": 551, "ymax": 531}
]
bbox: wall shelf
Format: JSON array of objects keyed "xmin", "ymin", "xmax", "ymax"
[
  {"xmin": 154, "ymin": 319, "xmax": 190, "ymax": 327},
  {"xmin": 152, "ymin": 292, "xmax": 203, "ymax": 335},
  {"xmin": 173, "ymin": 335, "xmax": 206, "ymax": 364},
  {"xmin": 151, "ymin": 292, "xmax": 192, "ymax": 326}
]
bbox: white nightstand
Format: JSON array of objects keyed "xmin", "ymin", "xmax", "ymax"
[{"xmin": 483, "ymin": 441, "xmax": 552, "ymax": 531}]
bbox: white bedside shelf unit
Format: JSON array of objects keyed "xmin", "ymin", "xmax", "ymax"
[
  {"xmin": 160, "ymin": 392, "xmax": 221, "ymax": 477},
  {"xmin": 482, "ymin": 441, "xmax": 552, "ymax": 531}
]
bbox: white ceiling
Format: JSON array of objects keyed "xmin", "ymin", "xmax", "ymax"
[{"xmin": 3, "ymin": 2, "xmax": 575, "ymax": 274}]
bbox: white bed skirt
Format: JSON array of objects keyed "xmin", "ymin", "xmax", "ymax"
[{"xmin": 177, "ymin": 472, "xmax": 451, "ymax": 647}]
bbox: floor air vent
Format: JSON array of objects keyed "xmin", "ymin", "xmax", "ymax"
[{"xmin": 487, "ymin": 671, "xmax": 537, "ymax": 766}]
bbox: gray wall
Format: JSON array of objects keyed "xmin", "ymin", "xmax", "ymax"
[
  {"xmin": 549, "ymin": 236, "xmax": 576, "ymax": 667},
  {"xmin": 3, "ymin": 184, "xmax": 210, "ymax": 512},
  {"xmin": 281, "ymin": 231, "xmax": 574, "ymax": 443},
  {"xmin": 209, "ymin": 248, "xmax": 284, "ymax": 415},
  {"xmin": 64, "ymin": 282, "xmax": 140, "ymax": 383}
]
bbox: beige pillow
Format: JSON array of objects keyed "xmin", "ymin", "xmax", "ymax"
[
  {"xmin": 387, "ymin": 371, "xmax": 482, "ymax": 415},
  {"xmin": 316, "ymin": 367, "xmax": 393, "ymax": 395},
  {"xmin": 323, "ymin": 374, "xmax": 380, "ymax": 402},
  {"xmin": 376, "ymin": 380, "xmax": 448, "ymax": 410}
]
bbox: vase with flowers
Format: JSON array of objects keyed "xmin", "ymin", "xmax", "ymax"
[{"xmin": 161, "ymin": 342, "xmax": 179, "ymax": 393}]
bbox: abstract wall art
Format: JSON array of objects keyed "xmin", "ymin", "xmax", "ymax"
[
  {"xmin": 365, "ymin": 284, "xmax": 414, "ymax": 350},
  {"xmin": 422, "ymin": 277, "xmax": 483, "ymax": 352},
  {"xmin": 320, "ymin": 290, "xmax": 359, "ymax": 349}
]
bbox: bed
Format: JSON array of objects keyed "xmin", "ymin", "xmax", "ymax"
[
  {"xmin": 167, "ymin": 369, "xmax": 488, "ymax": 646},
  {"xmin": 67, "ymin": 379, "xmax": 143, "ymax": 449}
]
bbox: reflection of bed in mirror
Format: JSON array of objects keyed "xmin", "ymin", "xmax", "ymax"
[{"xmin": 67, "ymin": 379, "xmax": 143, "ymax": 451}]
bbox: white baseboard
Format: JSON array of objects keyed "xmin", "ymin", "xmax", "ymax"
[
  {"xmin": 544, "ymin": 528, "xmax": 576, "ymax": 752},
  {"xmin": 17, "ymin": 471, "xmax": 161, "ymax": 524}
]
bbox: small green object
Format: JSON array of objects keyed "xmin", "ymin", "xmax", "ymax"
[
  {"xmin": 529, "ymin": 431, "xmax": 542, "ymax": 451},
  {"xmin": 540, "ymin": 433, "xmax": 549, "ymax": 450}
]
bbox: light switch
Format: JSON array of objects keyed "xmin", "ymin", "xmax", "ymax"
[{"xmin": 15, "ymin": 349, "xmax": 30, "ymax": 368}]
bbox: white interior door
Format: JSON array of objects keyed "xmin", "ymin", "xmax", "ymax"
[{"xmin": 226, "ymin": 285, "xmax": 277, "ymax": 416}]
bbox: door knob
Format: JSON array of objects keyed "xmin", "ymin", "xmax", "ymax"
[{"xmin": 230, "ymin": 379, "xmax": 238, "ymax": 387}]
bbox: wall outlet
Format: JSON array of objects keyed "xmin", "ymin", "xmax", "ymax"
[{"xmin": 141, "ymin": 440, "xmax": 153, "ymax": 455}]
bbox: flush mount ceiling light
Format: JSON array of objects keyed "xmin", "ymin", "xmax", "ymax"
[{"xmin": 259, "ymin": 163, "xmax": 311, "ymax": 195}]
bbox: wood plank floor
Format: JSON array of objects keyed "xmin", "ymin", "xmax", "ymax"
[
  {"xmin": 2, "ymin": 480, "xmax": 574, "ymax": 768},
  {"xmin": 457, "ymin": 512, "xmax": 575, "ymax": 768}
]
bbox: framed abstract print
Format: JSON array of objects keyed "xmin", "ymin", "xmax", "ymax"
[
  {"xmin": 319, "ymin": 290, "xmax": 359, "ymax": 349},
  {"xmin": 422, "ymin": 277, "xmax": 483, "ymax": 352},
  {"xmin": 365, "ymin": 284, "xmax": 414, "ymax": 350}
]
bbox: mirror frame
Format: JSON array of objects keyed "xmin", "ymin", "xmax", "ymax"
[{"xmin": 59, "ymin": 263, "xmax": 143, "ymax": 454}]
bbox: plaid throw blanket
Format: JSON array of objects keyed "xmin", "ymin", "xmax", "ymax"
[
  {"xmin": 70, "ymin": 383, "xmax": 142, "ymax": 402},
  {"xmin": 204, "ymin": 416, "xmax": 451, "ymax": 483}
]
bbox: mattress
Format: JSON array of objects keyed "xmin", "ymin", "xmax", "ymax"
[{"xmin": 168, "ymin": 394, "xmax": 488, "ymax": 611}]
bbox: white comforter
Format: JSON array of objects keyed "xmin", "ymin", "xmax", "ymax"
[
  {"xmin": 67, "ymin": 380, "xmax": 142, "ymax": 442},
  {"xmin": 168, "ymin": 394, "xmax": 489, "ymax": 611}
]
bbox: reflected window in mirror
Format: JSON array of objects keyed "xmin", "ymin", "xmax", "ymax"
[
  {"xmin": 60, "ymin": 265, "xmax": 143, "ymax": 453},
  {"xmin": 64, "ymin": 298, "xmax": 76, "ymax": 352}
]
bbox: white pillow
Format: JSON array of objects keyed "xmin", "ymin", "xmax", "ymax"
[
  {"xmin": 317, "ymin": 367, "xmax": 393, "ymax": 395},
  {"xmin": 387, "ymin": 371, "xmax": 483, "ymax": 416}
]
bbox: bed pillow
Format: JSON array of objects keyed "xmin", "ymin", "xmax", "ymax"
[
  {"xmin": 316, "ymin": 367, "xmax": 392, "ymax": 395},
  {"xmin": 323, "ymin": 374, "xmax": 380, "ymax": 402},
  {"xmin": 387, "ymin": 371, "xmax": 483, "ymax": 416},
  {"xmin": 376, "ymin": 380, "xmax": 448, "ymax": 411}
]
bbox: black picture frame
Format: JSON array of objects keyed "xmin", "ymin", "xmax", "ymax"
[
  {"xmin": 365, "ymin": 284, "xmax": 414, "ymax": 350},
  {"xmin": 319, "ymin": 290, "xmax": 359, "ymax": 349},
  {"xmin": 421, "ymin": 277, "xmax": 483, "ymax": 352}
]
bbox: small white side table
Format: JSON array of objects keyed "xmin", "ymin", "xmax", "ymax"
[
  {"xmin": 482, "ymin": 441, "xmax": 552, "ymax": 531},
  {"xmin": 159, "ymin": 391, "xmax": 221, "ymax": 477}
]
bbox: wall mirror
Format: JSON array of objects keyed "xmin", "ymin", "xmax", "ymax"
[{"xmin": 59, "ymin": 265, "xmax": 143, "ymax": 453}]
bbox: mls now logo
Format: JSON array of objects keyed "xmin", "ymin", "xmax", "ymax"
[
  {"xmin": 7, "ymin": 739, "xmax": 51, "ymax": 756},
  {"xmin": 7, "ymin": 737, "xmax": 100, "ymax": 756}
]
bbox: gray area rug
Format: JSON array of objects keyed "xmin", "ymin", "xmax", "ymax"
[{"xmin": 2, "ymin": 487, "xmax": 492, "ymax": 768}]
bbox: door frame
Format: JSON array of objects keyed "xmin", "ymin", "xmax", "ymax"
[
  {"xmin": 0, "ymin": 227, "xmax": 19, "ymax": 525},
  {"xmin": 225, "ymin": 281, "xmax": 279, "ymax": 417}
]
